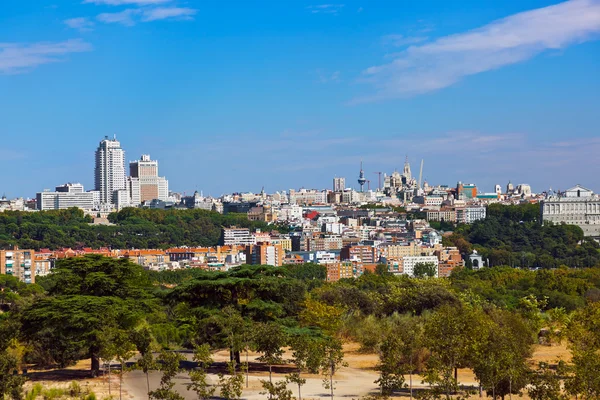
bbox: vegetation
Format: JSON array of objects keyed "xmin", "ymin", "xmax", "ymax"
[
  {"xmin": 1, "ymin": 244, "xmax": 600, "ymax": 399},
  {"xmin": 445, "ymin": 203, "xmax": 600, "ymax": 269},
  {"xmin": 0, "ymin": 208, "xmax": 275, "ymax": 250}
]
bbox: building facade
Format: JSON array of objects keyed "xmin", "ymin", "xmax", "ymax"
[
  {"xmin": 245, "ymin": 243, "xmax": 284, "ymax": 266},
  {"xmin": 37, "ymin": 183, "xmax": 95, "ymax": 211},
  {"xmin": 94, "ymin": 136, "xmax": 126, "ymax": 206},
  {"xmin": 541, "ymin": 185, "xmax": 600, "ymax": 237},
  {"xmin": 128, "ymin": 154, "xmax": 169, "ymax": 205},
  {"xmin": 0, "ymin": 247, "xmax": 35, "ymax": 284}
]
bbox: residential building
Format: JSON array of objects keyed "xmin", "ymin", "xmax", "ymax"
[
  {"xmin": 0, "ymin": 247, "xmax": 35, "ymax": 284},
  {"xmin": 426, "ymin": 208, "xmax": 457, "ymax": 223},
  {"xmin": 95, "ymin": 136, "xmax": 126, "ymax": 206},
  {"xmin": 333, "ymin": 177, "xmax": 346, "ymax": 192},
  {"xmin": 221, "ymin": 227, "xmax": 257, "ymax": 246},
  {"xmin": 457, "ymin": 206, "xmax": 487, "ymax": 224},
  {"xmin": 541, "ymin": 184, "xmax": 600, "ymax": 237},
  {"xmin": 340, "ymin": 245, "xmax": 376, "ymax": 264},
  {"xmin": 435, "ymin": 247, "xmax": 464, "ymax": 277},
  {"xmin": 245, "ymin": 243, "xmax": 284, "ymax": 266}
]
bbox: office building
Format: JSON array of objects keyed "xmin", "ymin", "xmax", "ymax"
[
  {"xmin": 36, "ymin": 183, "xmax": 95, "ymax": 211},
  {"xmin": 95, "ymin": 136, "xmax": 126, "ymax": 206},
  {"xmin": 221, "ymin": 227, "xmax": 257, "ymax": 246},
  {"xmin": 128, "ymin": 154, "xmax": 169, "ymax": 204}
]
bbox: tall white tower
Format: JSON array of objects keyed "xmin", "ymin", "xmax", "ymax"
[{"xmin": 94, "ymin": 136, "xmax": 126, "ymax": 205}]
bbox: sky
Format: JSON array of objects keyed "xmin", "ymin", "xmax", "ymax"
[{"xmin": 1, "ymin": 0, "xmax": 599, "ymax": 198}]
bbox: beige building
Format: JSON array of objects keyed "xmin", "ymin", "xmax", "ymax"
[
  {"xmin": 128, "ymin": 154, "xmax": 169, "ymax": 205},
  {"xmin": 0, "ymin": 247, "xmax": 35, "ymax": 284}
]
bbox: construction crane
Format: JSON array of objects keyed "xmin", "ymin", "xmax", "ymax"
[
  {"xmin": 418, "ymin": 159, "xmax": 424, "ymax": 189},
  {"xmin": 373, "ymin": 172, "xmax": 383, "ymax": 190}
]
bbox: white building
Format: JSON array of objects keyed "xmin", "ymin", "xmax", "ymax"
[
  {"xmin": 36, "ymin": 183, "xmax": 95, "ymax": 211},
  {"xmin": 542, "ymin": 185, "xmax": 600, "ymax": 237},
  {"xmin": 222, "ymin": 227, "xmax": 257, "ymax": 246},
  {"xmin": 457, "ymin": 206, "xmax": 487, "ymax": 224},
  {"xmin": 401, "ymin": 255, "xmax": 439, "ymax": 278},
  {"xmin": 277, "ymin": 204, "xmax": 303, "ymax": 222},
  {"xmin": 333, "ymin": 177, "xmax": 346, "ymax": 192},
  {"xmin": 94, "ymin": 136, "xmax": 126, "ymax": 206}
]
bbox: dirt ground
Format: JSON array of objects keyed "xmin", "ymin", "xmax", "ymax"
[{"xmin": 23, "ymin": 342, "xmax": 573, "ymax": 400}]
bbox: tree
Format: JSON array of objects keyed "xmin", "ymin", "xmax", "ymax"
[
  {"xmin": 149, "ymin": 351, "xmax": 185, "ymax": 400},
  {"xmin": 260, "ymin": 380, "xmax": 295, "ymax": 400},
  {"xmin": 376, "ymin": 333, "xmax": 406, "ymax": 395},
  {"xmin": 528, "ymin": 362, "xmax": 567, "ymax": 400},
  {"xmin": 287, "ymin": 333, "xmax": 323, "ymax": 400},
  {"xmin": 472, "ymin": 309, "xmax": 533, "ymax": 400},
  {"xmin": 188, "ymin": 344, "xmax": 215, "ymax": 400},
  {"xmin": 318, "ymin": 338, "xmax": 347, "ymax": 400},
  {"xmin": 218, "ymin": 361, "xmax": 244, "ymax": 400},
  {"xmin": 423, "ymin": 304, "xmax": 488, "ymax": 400},
  {"xmin": 564, "ymin": 302, "xmax": 600, "ymax": 399},
  {"xmin": 300, "ymin": 298, "xmax": 345, "ymax": 336},
  {"xmin": 0, "ymin": 350, "xmax": 25, "ymax": 400},
  {"xmin": 20, "ymin": 256, "xmax": 153, "ymax": 376},
  {"xmin": 132, "ymin": 327, "xmax": 157, "ymax": 400},
  {"xmin": 413, "ymin": 262, "xmax": 437, "ymax": 278},
  {"xmin": 254, "ymin": 322, "xmax": 287, "ymax": 388}
]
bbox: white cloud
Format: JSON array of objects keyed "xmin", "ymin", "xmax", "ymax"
[
  {"xmin": 96, "ymin": 6, "xmax": 196, "ymax": 25},
  {"xmin": 316, "ymin": 69, "xmax": 341, "ymax": 83},
  {"xmin": 307, "ymin": 4, "xmax": 345, "ymax": 15},
  {"xmin": 357, "ymin": 0, "xmax": 600, "ymax": 102},
  {"xmin": 64, "ymin": 17, "xmax": 95, "ymax": 32},
  {"xmin": 97, "ymin": 8, "xmax": 140, "ymax": 25},
  {"xmin": 141, "ymin": 7, "xmax": 196, "ymax": 22},
  {"xmin": 382, "ymin": 34, "xmax": 428, "ymax": 47},
  {"xmin": 83, "ymin": 0, "xmax": 171, "ymax": 5},
  {"xmin": 0, "ymin": 39, "xmax": 92, "ymax": 74}
]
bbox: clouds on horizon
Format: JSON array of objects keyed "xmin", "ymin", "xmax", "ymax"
[
  {"xmin": 307, "ymin": 4, "xmax": 345, "ymax": 15},
  {"xmin": 357, "ymin": 0, "xmax": 600, "ymax": 102},
  {"xmin": 0, "ymin": 39, "xmax": 92, "ymax": 74},
  {"xmin": 83, "ymin": 0, "xmax": 171, "ymax": 5}
]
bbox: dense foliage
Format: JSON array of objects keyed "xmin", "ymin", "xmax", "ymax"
[
  {"xmin": 0, "ymin": 208, "xmax": 273, "ymax": 250},
  {"xmin": 2, "ymin": 252, "xmax": 600, "ymax": 399},
  {"xmin": 445, "ymin": 203, "xmax": 600, "ymax": 269}
]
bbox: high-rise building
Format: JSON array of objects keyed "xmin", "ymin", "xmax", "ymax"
[
  {"xmin": 333, "ymin": 177, "xmax": 345, "ymax": 192},
  {"xmin": 95, "ymin": 136, "xmax": 126, "ymax": 206},
  {"xmin": 128, "ymin": 154, "xmax": 169, "ymax": 205}
]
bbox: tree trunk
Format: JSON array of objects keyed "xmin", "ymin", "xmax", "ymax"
[
  {"xmin": 298, "ymin": 381, "xmax": 302, "ymax": 400},
  {"xmin": 108, "ymin": 361, "xmax": 112, "ymax": 396},
  {"xmin": 246, "ymin": 348, "xmax": 249, "ymax": 388},
  {"xmin": 91, "ymin": 349, "xmax": 100, "ymax": 377},
  {"xmin": 146, "ymin": 371, "xmax": 150, "ymax": 400},
  {"xmin": 410, "ymin": 372, "xmax": 413, "ymax": 400},
  {"xmin": 509, "ymin": 377, "xmax": 512, "ymax": 400},
  {"xmin": 119, "ymin": 360, "xmax": 123, "ymax": 400}
]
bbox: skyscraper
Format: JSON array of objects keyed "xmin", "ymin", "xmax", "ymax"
[
  {"xmin": 94, "ymin": 136, "xmax": 126, "ymax": 205},
  {"xmin": 128, "ymin": 154, "xmax": 169, "ymax": 204}
]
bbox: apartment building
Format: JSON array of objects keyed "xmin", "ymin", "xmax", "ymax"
[
  {"xmin": 221, "ymin": 227, "xmax": 257, "ymax": 246},
  {"xmin": 245, "ymin": 243, "xmax": 284, "ymax": 267},
  {"xmin": 0, "ymin": 247, "xmax": 35, "ymax": 284},
  {"xmin": 401, "ymin": 255, "xmax": 439, "ymax": 278},
  {"xmin": 340, "ymin": 245, "xmax": 376, "ymax": 264}
]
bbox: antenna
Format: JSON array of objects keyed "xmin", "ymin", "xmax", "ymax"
[
  {"xmin": 373, "ymin": 172, "xmax": 383, "ymax": 190},
  {"xmin": 418, "ymin": 159, "xmax": 424, "ymax": 189}
]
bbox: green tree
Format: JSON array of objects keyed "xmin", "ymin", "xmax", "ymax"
[
  {"xmin": 149, "ymin": 351, "xmax": 185, "ymax": 400},
  {"xmin": 218, "ymin": 361, "xmax": 244, "ymax": 400},
  {"xmin": 528, "ymin": 362, "xmax": 567, "ymax": 400},
  {"xmin": 287, "ymin": 333, "xmax": 323, "ymax": 400},
  {"xmin": 318, "ymin": 338, "xmax": 347, "ymax": 400},
  {"xmin": 255, "ymin": 322, "xmax": 287, "ymax": 388},
  {"xmin": 564, "ymin": 302, "xmax": 600, "ymax": 399},
  {"xmin": 375, "ymin": 333, "xmax": 406, "ymax": 395},
  {"xmin": 423, "ymin": 304, "xmax": 487, "ymax": 400},
  {"xmin": 413, "ymin": 262, "xmax": 437, "ymax": 278},
  {"xmin": 132, "ymin": 327, "xmax": 157, "ymax": 400},
  {"xmin": 187, "ymin": 344, "xmax": 215, "ymax": 400}
]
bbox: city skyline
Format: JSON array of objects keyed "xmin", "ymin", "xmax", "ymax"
[{"xmin": 1, "ymin": 0, "xmax": 599, "ymax": 197}]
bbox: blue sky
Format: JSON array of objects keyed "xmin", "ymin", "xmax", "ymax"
[{"xmin": 1, "ymin": 0, "xmax": 599, "ymax": 198}]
